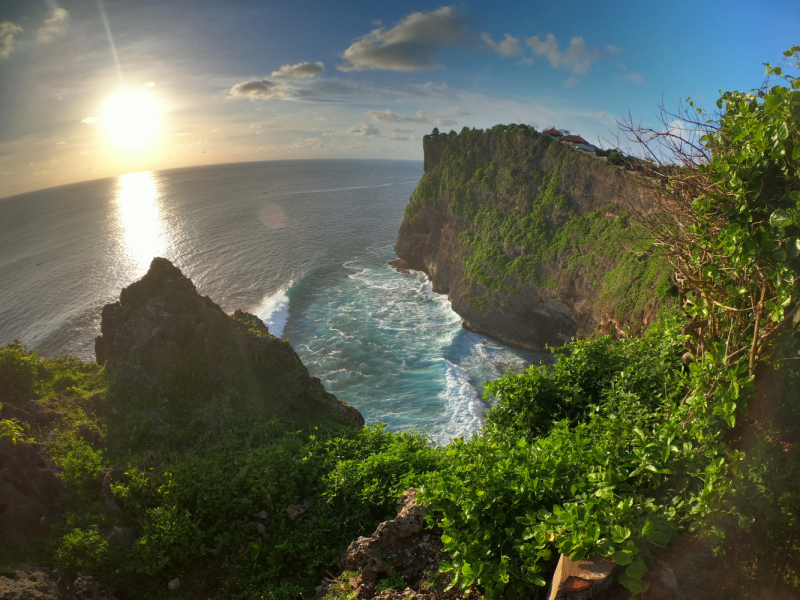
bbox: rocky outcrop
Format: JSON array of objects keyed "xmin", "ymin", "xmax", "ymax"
[
  {"xmin": 95, "ymin": 257, "xmax": 363, "ymax": 426},
  {"xmin": 317, "ymin": 489, "xmax": 481, "ymax": 600},
  {"xmin": 395, "ymin": 127, "xmax": 669, "ymax": 350},
  {"xmin": 0, "ymin": 438, "xmax": 67, "ymax": 549}
]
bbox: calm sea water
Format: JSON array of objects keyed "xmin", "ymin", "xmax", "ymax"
[{"xmin": 0, "ymin": 160, "xmax": 545, "ymax": 443}]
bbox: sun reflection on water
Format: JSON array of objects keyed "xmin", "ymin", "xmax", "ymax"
[{"xmin": 114, "ymin": 171, "xmax": 167, "ymax": 276}]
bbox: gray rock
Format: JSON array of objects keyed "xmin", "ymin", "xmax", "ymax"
[
  {"xmin": 285, "ymin": 499, "xmax": 313, "ymax": 521},
  {"xmin": 107, "ymin": 525, "xmax": 135, "ymax": 552},
  {"xmin": 167, "ymin": 578, "xmax": 180, "ymax": 592}
]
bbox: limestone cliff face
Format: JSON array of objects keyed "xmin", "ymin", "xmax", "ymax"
[{"xmin": 396, "ymin": 126, "xmax": 671, "ymax": 351}]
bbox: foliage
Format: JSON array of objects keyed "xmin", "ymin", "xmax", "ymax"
[
  {"xmin": 0, "ymin": 339, "xmax": 39, "ymax": 403},
  {"xmin": 56, "ymin": 528, "xmax": 109, "ymax": 573},
  {"xmin": 0, "ymin": 403, "xmax": 28, "ymax": 443},
  {"xmin": 420, "ymin": 47, "xmax": 800, "ymax": 599}
]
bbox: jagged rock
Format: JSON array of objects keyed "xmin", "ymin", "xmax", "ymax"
[
  {"xmin": 72, "ymin": 575, "xmax": 116, "ymax": 600},
  {"xmin": 95, "ymin": 257, "xmax": 363, "ymax": 426},
  {"xmin": 107, "ymin": 525, "xmax": 134, "ymax": 552},
  {"xmin": 0, "ymin": 438, "xmax": 67, "ymax": 549},
  {"xmin": 318, "ymin": 489, "xmax": 477, "ymax": 600},
  {"xmin": 0, "ymin": 569, "xmax": 62, "ymax": 600},
  {"xmin": 285, "ymin": 500, "xmax": 313, "ymax": 521}
]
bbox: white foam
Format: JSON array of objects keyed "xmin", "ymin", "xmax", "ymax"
[
  {"xmin": 434, "ymin": 359, "xmax": 486, "ymax": 445},
  {"xmin": 254, "ymin": 286, "xmax": 291, "ymax": 338}
]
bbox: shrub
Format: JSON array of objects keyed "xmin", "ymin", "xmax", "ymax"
[{"xmin": 0, "ymin": 340, "xmax": 39, "ymax": 403}]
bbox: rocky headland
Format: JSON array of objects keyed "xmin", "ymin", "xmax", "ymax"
[{"xmin": 395, "ymin": 126, "xmax": 673, "ymax": 350}]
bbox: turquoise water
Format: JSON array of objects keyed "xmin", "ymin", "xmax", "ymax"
[{"xmin": 0, "ymin": 160, "xmax": 546, "ymax": 442}]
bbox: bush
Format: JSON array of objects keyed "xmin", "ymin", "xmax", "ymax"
[{"xmin": 0, "ymin": 340, "xmax": 39, "ymax": 403}]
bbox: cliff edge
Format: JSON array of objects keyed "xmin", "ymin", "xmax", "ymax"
[{"xmin": 395, "ymin": 125, "xmax": 673, "ymax": 350}]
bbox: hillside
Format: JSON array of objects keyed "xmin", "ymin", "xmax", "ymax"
[{"xmin": 395, "ymin": 125, "xmax": 673, "ymax": 350}]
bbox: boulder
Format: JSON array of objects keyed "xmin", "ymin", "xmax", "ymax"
[{"xmin": 0, "ymin": 438, "xmax": 67, "ymax": 549}]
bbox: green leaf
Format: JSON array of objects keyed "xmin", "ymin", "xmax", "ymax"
[
  {"xmin": 770, "ymin": 209, "xmax": 793, "ymax": 228},
  {"xmin": 612, "ymin": 525, "xmax": 632, "ymax": 543},
  {"xmin": 438, "ymin": 561, "xmax": 454, "ymax": 573},
  {"xmin": 461, "ymin": 563, "xmax": 474, "ymax": 576},
  {"xmin": 613, "ymin": 551, "xmax": 632, "ymax": 565},
  {"xmin": 530, "ymin": 575, "xmax": 547, "ymax": 587},
  {"xmin": 626, "ymin": 558, "xmax": 647, "ymax": 580},
  {"xmin": 778, "ymin": 121, "xmax": 790, "ymax": 140},
  {"xmin": 787, "ymin": 237, "xmax": 800, "ymax": 259},
  {"xmin": 641, "ymin": 521, "xmax": 654, "ymax": 536}
]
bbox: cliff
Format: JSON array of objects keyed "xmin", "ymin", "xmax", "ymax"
[{"xmin": 395, "ymin": 125, "xmax": 673, "ymax": 350}]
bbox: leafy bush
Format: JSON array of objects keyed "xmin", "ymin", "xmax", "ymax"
[
  {"xmin": 0, "ymin": 340, "xmax": 39, "ymax": 403},
  {"xmin": 57, "ymin": 528, "xmax": 109, "ymax": 573}
]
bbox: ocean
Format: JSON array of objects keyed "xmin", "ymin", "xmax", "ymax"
[{"xmin": 0, "ymin": 160, "xmax": 546, "ymax": 443}]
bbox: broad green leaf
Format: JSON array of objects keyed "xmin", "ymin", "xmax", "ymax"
[
  {"xmin": 613, "ymin": 550, "xmax": 632, "ymax": 565},
  {"xmin": 770, "ymin": 209, "xmax": 792, "ymax": 228},
  {"xmin": 438, "ymin": 561, "xmax": 454, "ymax": 573},
  {"xmin": 612, "ymin": 525, "xmax": 631, "ymax": 543}
]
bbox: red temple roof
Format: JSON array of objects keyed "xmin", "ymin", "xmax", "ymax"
[
  {"xmin": 543, "ymin": 127, "xmax": 562, "ymax": 137},
  {"xmin": 562, "ymin": 135, "xmax": 590, "ymax": 145}
]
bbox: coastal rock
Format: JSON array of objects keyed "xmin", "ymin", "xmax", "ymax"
[
  {"xmin": 317, "ymin": 488, "xmax": 475, "ymax": 600},
  {"xmin": 0, "ymin": 569, "xmax": 63, "ymax": 600},
  {"xmin": 95, "ymin": 257, "xmax": 363, "ymax": 426},
  {"xmin": 395, "ymin": 128, "xmax": 666, "ymax": 351},
  {"xmin": 0, "ymin": 438, "xmax": 67, "ymax": 549}
]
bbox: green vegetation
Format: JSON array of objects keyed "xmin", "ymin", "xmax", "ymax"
[
  {"xmin": 1, "ymin": 343, "xmax": 439, "ymax": 599},
  {"xmin": 3, "ymin": 48, "xmax": 800, "ymax": 600},
  {"xmin": 410, "ymin": 122, "xmax": 673, "ymax": 318}
]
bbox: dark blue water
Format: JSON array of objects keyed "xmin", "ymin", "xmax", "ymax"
[{"xmin": 0, "ymin": 160, "xmax": 544, "ymax": 442}]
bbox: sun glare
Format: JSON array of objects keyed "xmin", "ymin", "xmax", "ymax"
[{"xmin": 102, "ymin": 89, "xmax": 161, "ymax": 151}]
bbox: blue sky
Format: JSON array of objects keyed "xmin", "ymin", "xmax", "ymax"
[{"xmin": 0, "ymin": 0, "xmax": 797, "ymax": 197}]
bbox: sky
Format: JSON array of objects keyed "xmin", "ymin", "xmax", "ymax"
[{"xmin": 0, "ymin": 0, "xmax": 798, "ymax": 198}]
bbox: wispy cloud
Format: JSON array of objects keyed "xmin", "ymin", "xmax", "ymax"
[
  {"xmin": 617, "ymin": 63, "xmax": 645, "ymax": 84},
  {"xmin": 37, "ymin": 8, "xmax": 69, "ymax": 43},
  {"xmin": 272, "ymin": 61, "xmax": 324, "ymax": 79},
  {"xmin": 0, "ymin": 20, "xmax": 23, "ymax": 58},
  {"xmin": 81, "ymin": 116, "xmax": 98, "ymax": 124},
  {"xmin": 527, "ymin": 34, "xmax": 620, "ymax": 76},
  {"xmin": 338, "ymin": 6, "xmax": 470, "ymax": 72},
  {"xmin": 480, "ymin": 33, "xmax": 521, "ymax": 57},
  {"xmin": 367, "ymin": 108, "xmax": 456, "ymax": 126}
]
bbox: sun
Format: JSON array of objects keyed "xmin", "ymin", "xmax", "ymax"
[{"xmin": 102, "ymin": 89, "xmax": 161, "ymax": 151}]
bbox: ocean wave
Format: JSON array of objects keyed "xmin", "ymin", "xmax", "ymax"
[
  {"xmin": 433, "ymin": 359, "xmax": 486, "ymax": 444},
  {"xmin": 253, "ymin": 285, "xmax": 291, "ymax": 338}
]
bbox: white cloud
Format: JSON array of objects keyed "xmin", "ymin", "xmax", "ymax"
[
  {"xmin": 617, "ymin": 63, "xmax": 645, "ymax": 84},
  {"xmin": 564, "ymin": 77, "xmax": 579, "ymax": 88},
  {"xmin": 0, "ymin": 20, "xmax": 23, "ymax": 58},
  {"xmin": 81, "ymin": 116, "xmax": 98, "ymax": 124},
  {"xmin": 481, "ymin": 33, "xmax": 521, "ymax": 57},
  {"xmin": 249, "ymin": 123, "xmax": 262, "ymax": 129},
  {"xmin": 593, "ymin": 111, "xmax": 608, "ymax": 121},
  {"xmin": 144, "ymin": 81, "xmax": 156, "ymax": 87},
  {"xmin": 228, "ymin": 78, "xmax": 291, "ymax": 99},
  {"xmin": 349, "ymin": 122, "xmax": 381, "ymax": 137},
  {"xmin": 271, "ymin": 61, "xmax": 324, "ymax": 79},
  {"xmin": 37, "ymin": 8, "xmax": 69, "ymax": 43},
  {"xmin": 527, "ymin": 34, "xmax": 620, "ymax": 76},
  {"xmin": 367, "ymin": 108, "xmax": 457, "ymax": 126},
  {"xmin": 338, "ymin": 6, "xmax": 470, "ymax": 72}
]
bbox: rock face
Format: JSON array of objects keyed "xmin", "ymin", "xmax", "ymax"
[
  {"xmin": 395, "ymin": 127, "xmax": 669, "ymax": 350},
  {"xmin": 0, "ymin": 437, "xmax": 67, "ymax": 550},
  {"xmin": 95, "ymin": 257, "xmax": 363, "ymax": 426},
  {"xmin": 317, "ymin": 489, "xmax": 474, "ymax": 600}
]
